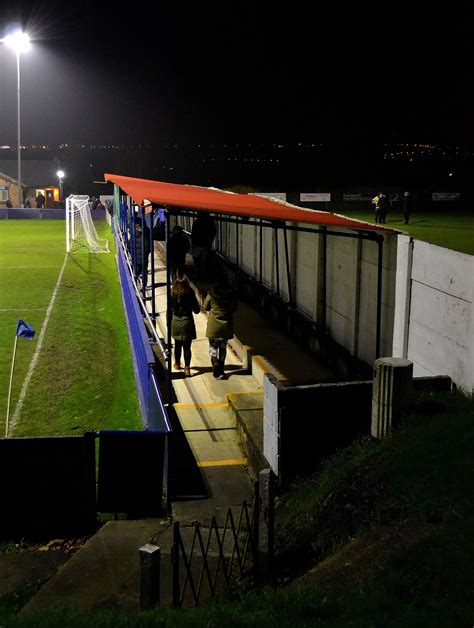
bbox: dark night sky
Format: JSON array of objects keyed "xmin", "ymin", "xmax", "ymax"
[{"xmin": 1, "ymin": 1, "xmax": 474, "ymax": 147}]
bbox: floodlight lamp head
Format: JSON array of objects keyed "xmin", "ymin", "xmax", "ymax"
[
  {"xmin": 2, "ymin": 30, "xmax": 31, "ymax": 53},
  {"xmin": 57, "ymin": 170, "xmax": 65, "ymax": 179}
]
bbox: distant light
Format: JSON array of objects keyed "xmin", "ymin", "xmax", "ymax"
[
  {"xmin": 2, "ymin": 30, "xmax": 31, "ymax": 53},
  {"xmin": 57, "ymin": 170, "xmax": 65, "ymax": 179},
  {"xmin": 448, "ymin": 172, "xmax": 453, "ymax": 177}
]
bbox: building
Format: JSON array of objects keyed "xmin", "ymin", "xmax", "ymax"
[{"xmin": 0, "ymin": 160, "xmax": 62, "ymax": 208}]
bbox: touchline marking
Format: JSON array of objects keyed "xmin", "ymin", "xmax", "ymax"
[
  {"xmin": 9, "ymin": 254, "xmax": 69, "ymax": 432},
  {"xmin": 0, "ymin": 266, "xmax": 62, "ymax": 269}
]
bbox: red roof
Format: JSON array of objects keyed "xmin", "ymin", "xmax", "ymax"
[{"xmin": 104, "ymin": 173, "xmax": 396, "ymax": 233}]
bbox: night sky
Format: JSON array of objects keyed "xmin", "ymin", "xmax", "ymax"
[{"xmin": 1, "ymin": 2, "xmax": 474, "ymax": 148}]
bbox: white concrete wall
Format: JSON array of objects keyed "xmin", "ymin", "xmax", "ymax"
[
  {"xmin": 216, "ymin": 218, "xmax": 398, "ymax": 364},
  {"xmin": 393, "ymin": 239, "xmax": 473, "ymax": 394}
]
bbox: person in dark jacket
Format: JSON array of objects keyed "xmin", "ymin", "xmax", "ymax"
[
  {"xmin": 191, "ymin": 213, "xmax": 216, "ymax": 280},
  {"xmin": 35, "ymin": 192, "xmax": 45, "ymax": 209},
  {"xmin": 171, "ymin": 277, "xmax": 200, "ymax": 377},
  {"xmin": 168, "ymin": 225, "xmax": 190, "ymax": 281},
  {"xmin": 403, "ymin": 192, "xmax": 413, "ymax": 224},
  {"xmin": 378, "ymin": 194, "xmax": 389, "ymax": 224},
  {"xmin": 134, "ymin": 217, "xmax": 151, "ymax": 290},
  {"xmin": 203, "ymin": 274, "xmax": 238, "ymax": 379}
]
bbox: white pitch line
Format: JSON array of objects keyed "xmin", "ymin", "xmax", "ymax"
[
  {"xmin": 9, "ymin": 254, "xmax": 69, "ymax": 432},
  {"xmin": 0, "ymin": 266, "xmax": 62, "ymax": 269},
  {"xmin": 0, "ymin": 308, "xmax": 48, "ymax": 312}
]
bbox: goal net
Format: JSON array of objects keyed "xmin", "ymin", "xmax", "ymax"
[{"xmin": 65, "ymin": 195, "xmax": 110, "ymax": 253}]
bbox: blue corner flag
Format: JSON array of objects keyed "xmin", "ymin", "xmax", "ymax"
[{"xmin": 16, "ymin": 319, "xmax": 36, "ymax": 340}]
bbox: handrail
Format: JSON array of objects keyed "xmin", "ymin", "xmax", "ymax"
[{"xmin": 116, "ymin": 229, "xmax": 168, "ymax": 363}]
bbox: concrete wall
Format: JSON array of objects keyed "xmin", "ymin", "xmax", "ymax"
[
  {"xmin": 393, "ymin": 236, "xmax": 473, "ymax": 394},
  {"xmin": 216, "ymin": 217, "xmax": 398, "ymax": 366}
]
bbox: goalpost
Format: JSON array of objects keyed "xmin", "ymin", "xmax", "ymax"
[{"xmin": 65, "ymin": 194, "xmax": 110, "ymax": 253}]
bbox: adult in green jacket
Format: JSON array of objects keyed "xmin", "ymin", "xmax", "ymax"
[{"xmin": 203, "ymin": 274, "xmax": 238, "ymax": 379}]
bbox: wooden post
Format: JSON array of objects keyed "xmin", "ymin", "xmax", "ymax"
[
  {"xmin": 258, "ymin": 468, "xmax": 275, "ymax": 582},
  {"xmin": 139, "ymin": 544, "xmax": 161, "ymax": 610}
]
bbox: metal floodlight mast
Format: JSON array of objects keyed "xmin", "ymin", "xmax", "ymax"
[
  {"xmin": 1, "ymin": 30, "xmax": 31, "ymax": 207},
  {"xmin": 57, "ymin": 170, "xmax": 65, "ymax": 202}
]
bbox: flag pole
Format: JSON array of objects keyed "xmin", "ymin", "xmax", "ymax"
[{"xmin": 5, "ymin": 335, "xmax": 18, "ymax": 438}]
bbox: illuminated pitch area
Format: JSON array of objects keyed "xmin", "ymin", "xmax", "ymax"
[{"xmin": 0, "ymin": 220, "xmax": 141, "ymax": 437}]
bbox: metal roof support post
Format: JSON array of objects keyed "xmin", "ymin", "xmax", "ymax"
[
  {"xmin": 131, "ymin": 205, "xmax": 137, "ymax": 273},
  {"xmin": 141, "ymin": 205, "xmax": 146, "ymax": 300},
  {"xmin": 165, "ymin": 211, "xmax": 173, "ymax": 404},
  {"xmin": 321, "ymin": 227, "xmax": 327, "ymax": 330},
  {"xmin": 259, "ymin": 219, "xmax": 263, "ymax": 284},
  {"xmin": 236, "ymin": 216, "xmax": 239, "ymax": 267},
  {"xmin": 375, "ymin": 236, "xmax": 384, "ymax": 359},
  {"xmin": 150, "ymin": 207, "xmax": 156, "ymax": 324},
  {"xmin": 283, "ymin": 223, "xmax": 293, "ymax": 306},
  {"xmin": 274, "ymin": 225, "xmax": 280, "ymax": 298}
]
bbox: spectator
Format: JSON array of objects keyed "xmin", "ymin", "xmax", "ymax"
[
  {"xmin": 203, "ymin": 273, "xmax": 238, "ymax": 379},
  {"xmin": 372, "ymin": 194, "xmax": 380, "ymax": 223},
  {"xmin": 35, "ymin": 192, "xmax": 45, "ymax": 209},
  {"xmin": 403, "ymin": 192, "xmax": 413, "ymax": 224},
  {"xmin": 134, "ymin": 216, "xmax": 151, "ymax": 291},
  {"xmin": 25, "ymin": 197, "xmax": 31, "ymax": 208},
  {"xmin": 168, "ymin": 225, "xmax": 190, "ymax": 281},
  {"xmin": 6, "ymin": 198, "xmax": 13, "ymax": 208},
  {"xmin": 378, "ymin": 193, "xmax": 389, "ymax": 224},
  {"xmin": 191, "ymin": 213, "xmax": 216, "ymax": 280},
  {"xmin": 171, "ymin": 277, "xmax": 200, "ymax": 377}
]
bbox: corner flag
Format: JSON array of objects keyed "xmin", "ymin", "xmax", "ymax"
[{"xmin": 16, "ymin": 319, "xmax": 35, "ymax": 340}]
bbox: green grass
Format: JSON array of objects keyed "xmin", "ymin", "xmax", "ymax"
[
  {"xmin": 275, "ymin": 390, "xmax": 474, "ymax": 567},
  {"xmin": 0, "ymin": 220, "xmax": 141, "ymax": 437},
  {"xmin": 337, "ymin": 209, "xmax": 474, "ymax": 254}
]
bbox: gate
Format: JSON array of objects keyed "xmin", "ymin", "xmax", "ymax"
[{"xmin": 171, "ymin": 485, "xmax": 259, "ymax": 608}]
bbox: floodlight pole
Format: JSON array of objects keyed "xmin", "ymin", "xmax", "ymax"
[
  {"xmin": 5, "ymin": 336, "xmax": 18, "ymax": 437},
  {"xmin": 16, "ymin": 51, "xmax": 22, "ymax": 206}
]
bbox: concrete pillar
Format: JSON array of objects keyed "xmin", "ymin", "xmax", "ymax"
[
  {"xmin": 372, "ymin": 357, "xmax": 413, "ymax": 439},
  {"xmin": 139, "ymin": 543, "xmax": 161, "ymax": 610}
]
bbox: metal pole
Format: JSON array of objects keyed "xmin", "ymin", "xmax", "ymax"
[
  {"xmin": 150, "ymin": 208, "xmax": 156, "ymax": 323},
  {"xmin": 283, "ymin": 224, "xmax": 292, "ymax": 305},
  {"xmin": 376, "ymin": 237, "xmax": 384, "ymax": 359},
  {"xmin": 16, "ymin": 51, "xmax": 22, "ymax": 207},
  {"xmin": 166, "ymin": 212, "xmax": 173, "ymax": 405},
  {"xmin": 321, "ymin": 227, "xmax": 327, "ymax": 330},
  {"xmin": 274, "ymin": 226, "xmax": 280, "ymax": 297},
  {"xmin": 259, "ymin": 219, "xmax": 263, "ymax": 283},
  {"xmin": 5, "ymin": 336, "xmax": 18, "ymax": 437}
]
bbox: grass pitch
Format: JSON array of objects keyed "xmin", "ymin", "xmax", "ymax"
[
  {"xmin": 0, "ymin": 219, "xmax": 141, "ymax": 437},
  {"xmin": 337, "ymin": 208, "xmax": 474, "ymax": 254}
]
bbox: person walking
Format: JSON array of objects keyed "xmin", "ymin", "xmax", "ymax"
[
  {"xmin": 203, "ymin": 274, "xmax": 238, "ymax": 379},
  {"xmin": 171, "ymin": 277, "xmax": 200, "ymax": 377},
  {"xmin": 168, "ymin": 225, "xmax": 190, "ymax": 281},
  {"xmin": 403, "ymin": 191, "xmax": 412, "ymax": 224},
  {"xmin": 191, "ymin": 213, "xmax": 216, "ymax": 280}
]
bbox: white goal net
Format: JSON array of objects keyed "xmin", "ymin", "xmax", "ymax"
[{"xmin": 65, "ymin": 195, "xmax": 110, "ymax": 253}]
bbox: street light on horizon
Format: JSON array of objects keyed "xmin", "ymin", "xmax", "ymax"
[{"xmin": 1, "ymin": 29, "xmax": 31, "ymax": 207}]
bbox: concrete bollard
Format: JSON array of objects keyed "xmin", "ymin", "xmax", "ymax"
[
  {"xmin": 139, "ymin": 544, "xmax": 161, "ymax": 610},
  {"xmin": 372, "ymin": 357, "xmax": 413, "ymax": 439}
]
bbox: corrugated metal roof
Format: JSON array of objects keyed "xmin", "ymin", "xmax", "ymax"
[{"xmin": 104, "ymin": 173, "xmax": 397, "ymax": 233}]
